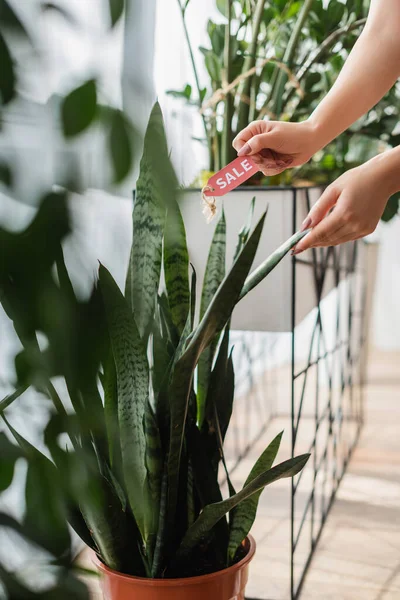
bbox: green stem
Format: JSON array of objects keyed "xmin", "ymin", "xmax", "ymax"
[
  {"xmin": 222, "ymin": 0, "xmax": 234, "ymax": 166},
  {"xmin": 237, "ymin": 0, "xmax": 267, "ymax": 134},
  {"xmin": 177, "ymin": 0, "xmax": 213, "ymax": 169},
  {"xmin": 270, "ymin": 0, "xmax": 314, "ymax": 117}
]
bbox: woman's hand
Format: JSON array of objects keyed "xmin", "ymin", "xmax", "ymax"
[
  {"xmin": 293, "ymin": 156, "xmax": 397, "ymax": 254},
  {"xmin": 232, "ymin": 119, "xmax": 321, "ymax": 176}
]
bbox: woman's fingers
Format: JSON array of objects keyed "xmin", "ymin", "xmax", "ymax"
[
  {"xmin": 301, "ymin": 185, "xmax": 340, "ymax": 231},
  {"xmin": 237, "ymin": 132, "xmax": 279, "ymax": 156},
  {"xmin": 232, "ymin": 120, "xmax": 268, "ymax": 151},
  {"xmin": 251, "ymin": 150, "xmax": 289, "ymax": 175},
  {"xmin": 293, "ymin": 208, "xmax": 348, "ymax": 253}
]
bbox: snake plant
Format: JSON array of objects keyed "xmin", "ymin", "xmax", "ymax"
[{"xmin": 0, "ymin": 103, "xmax": 309, "ymax": 579}]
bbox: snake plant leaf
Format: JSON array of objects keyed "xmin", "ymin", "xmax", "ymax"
[
  {"xmin": 152, "ymin": 316, "xmax": 172, "ymax": 399},
  {"xmin": 200, "ymin": 209, "xmax": 227, "ymax": 319},
  {"xmin": 99, "ymin": 264, "xmax": 150, "ymax": 543},
  {"xmin": 151, "ymin": 464, "xmax": 168, "ymax": 577},
  {"xmin": 176, "ymin": 453, "xmax": 310, "ymax": 559},
  {"xmin": 197, "ymin": 210, "xmax": 226, "ymax": 427},
  {"xmin": 187, "ymin": 210, "xmax": 266, "ymax": 360},
  {"xmin": 239, "ymin": 229, "xmax": 309, "ymax": 301},
  {"xmin": 164, "ymin": 201, "xmax": 190, "ymax": 335},
  {"xmin": 144, "ymin": 400, "xmax": 163, "ymax": 563},
  {"xmin": 186, "ymin": 423, "xmax": 229, "ymax": 555},
  {"xmin": 228, "ymin": 431, "xmax": 283, "ymax": 562},
  {"xmin": 125, "ymin": 102, "xmax": 177, "ymax": 339},
  {"xmin": 167, "ymin": 212, "xmax": 266, "ymax": 528},
  {"xmin": 234, "ymin": 197, "xmax": 255, "ymax": 259},
  {"xmin": 103, "ymin": 352, "xmax": 120, "ymax": 468}
]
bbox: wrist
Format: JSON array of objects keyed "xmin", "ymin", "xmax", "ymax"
[
  {"xmin": 304, "ymin": 115, "xmax": 331, "ymax": 153},
  {"xmin": 364, "ymin": 149, "xmax": 400, "ymax": 196}
]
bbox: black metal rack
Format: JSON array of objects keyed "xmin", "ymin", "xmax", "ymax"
[{"xmin": 228, "ymin": 188, "xmax": 366, "ymax": 600}]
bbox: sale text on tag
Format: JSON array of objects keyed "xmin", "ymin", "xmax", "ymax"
[{"xmin": 203, "ymin": 156, "xmax": 259, "ymax": 197}]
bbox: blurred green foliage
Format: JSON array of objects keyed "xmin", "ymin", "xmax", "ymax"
[{"xmin": 0, "ymin": 0, "xmax": 133, "ymax": 595}]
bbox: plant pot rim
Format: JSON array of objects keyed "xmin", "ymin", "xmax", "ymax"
[{"xmin": 93, "ymin": 534, "xmax": 256, "ymax": 588}]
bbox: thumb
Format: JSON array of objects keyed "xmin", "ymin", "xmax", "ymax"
[
  {"xmin": 237, "ymin": 131, "xmax": 280, "ymax": 156},
  {"xmin": 301, "ymin": 185, "xmax": 339, "ymax": 231}
]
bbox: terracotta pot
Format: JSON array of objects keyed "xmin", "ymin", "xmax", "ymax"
[{"xmin": 95, "ymin": 535, "xmax": 256, "ymax": 600}]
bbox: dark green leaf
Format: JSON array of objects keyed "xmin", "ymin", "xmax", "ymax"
[
  {"xmin": 0, "ymin": 31, "xmax": 15, "ymax": 105},
  {"xmin": 167, "ymin": 212, "xmax": 266, "ymax": 527},
  {"xmin": 144, "ymin": 401, "xmax": 163, "ymax": 563},
  {"xmin": 166, "ymin": 84, "xmax": 192, "ymax": 100},
  {"xmin": 0, "ymin": 161, "xmax": 12, "ymax": 186},
  {"xmin": 0, "ymin": 0, "xmax": 29, "ymax": 35},
  {"xmin": 240, "ymin": 229, "xmax": 308, "ymax": 301},
  {"xmin": 109, "ymin": 109, "xmax": 133, "ymax": 183},
  {"xmin": 0, "ymin": 432, "xmax": 22, "ymax": 491},
  {"xmin": 176, "ymin": 454, "xmax": 310, "ymax": 559},
  {"xmin": 381, "ymin": 193, "xmax": 400, "ymax": 223},
  {"xmin": 99, "ymin": 264, "xmax": 150, "ymax": 542},
  {"xmin": 164, "ymin": 201, "xmax": 190, "ymax": 335},
  {"xmin": 228, "ymin": 432, "xmax": 283, "ymax": 561},
  {"xmin": 62, "ymin": 79, "xmax": 97, "ymax": 137},
  {"xmin": 125, "ymin": 102, "xmax": 176, "ymax": 338},
  {"xmin": 197, "ymin": 210, "xmax": 226, "ymax": 426},
  {"xmin": 24, "ymin": 455, "xmax": 71, "ymax": 558},
  {"xmin": 103, "ymin": 352, "xmax": 120, "ymax": 467},
  {"xmin": 0, "ymin": 385, "xmax": 28, "ymax": 413},
  {"xmin": 108, "ymin": 0, "xmax": 124, "ymax": 26}
]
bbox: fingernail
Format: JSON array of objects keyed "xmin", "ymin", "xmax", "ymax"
[
  {"xmin": 301, "ymin": 216, "xmax": 312, "ymax": 232},
  {"xmin": 238, "ymin": 143, "xmax": 251, "ymax": 157},
  {"xmin": 291, "ymin": 247, "xmax": 304, "ymax": 256}
]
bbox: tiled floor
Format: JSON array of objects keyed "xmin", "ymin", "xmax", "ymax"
[{"xmin": 86, "ymin": 350, "xmax": 400, "ymax": 599}]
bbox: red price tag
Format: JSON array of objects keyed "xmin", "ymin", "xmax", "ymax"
[{"xmin": 203, "ymin": 156, "xmax": 259, "ymax": 197}]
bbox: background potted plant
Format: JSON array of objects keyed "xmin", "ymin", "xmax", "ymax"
[
  {"xmin": 167, "ymin": 0, "xmax": 398, "ymax": 332},
  {"xmin": 0, "ymin": 102, "xmax": 310, "ymax": 599}
]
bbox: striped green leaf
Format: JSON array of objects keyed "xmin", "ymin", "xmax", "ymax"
[
  {"xmin": 167, "ymin": 213, "xmax": 266, "ymax": 527},
  {"xmin": 234, "ymin": 197, "xmax": 255, "ymax": 259},
  {"xmin": 125, "ymin": 102, "xmax": 176, "ymax": 338},
  {"xmin": 100, "ymin": 264, "xmax": 150, "ymax": 542},
  {"xmin": 144, "ymin": 400, "xmax": 163, "ymax": 563},
  {"xmin": 176, "ymin": 453, "xmax": 310, "ymax": 560},
  {"xmin": 240, "ymin": 229, "xmax": 309, "ymax": 301},
  {"xmin": 103, "ymin": 352, "xmax": 120, "ymax": 468},
  {"xmin": 197, "ymin": 210, "xmax": 226, "ymax": 427},
  {"xmin": 164, "ymin": 201, "xmax": 190, "ymax": 335},
  {"xmin": 228, "ymin": 432, "xmax": 283, "ymax": 562},
  {"xmin": 151, "ymin": 463, "xmax": 168, "ymax": 577}
]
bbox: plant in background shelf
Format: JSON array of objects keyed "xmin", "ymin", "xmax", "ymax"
[
  {"xmin": 171, "ymin": 0, "xmax": 369, "ymax": 171},
  {"xmin": 171, "ymin": 0, "xmax": 400, "ymax": 221},
  {"xmin": 0, "ymin": 103, "xmax": 309, "ymax": 599}
]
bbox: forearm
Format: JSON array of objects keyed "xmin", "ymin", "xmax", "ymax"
[{"xmin": 307, "ymin": 0, "xmax": 400, "ymax": 149}]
